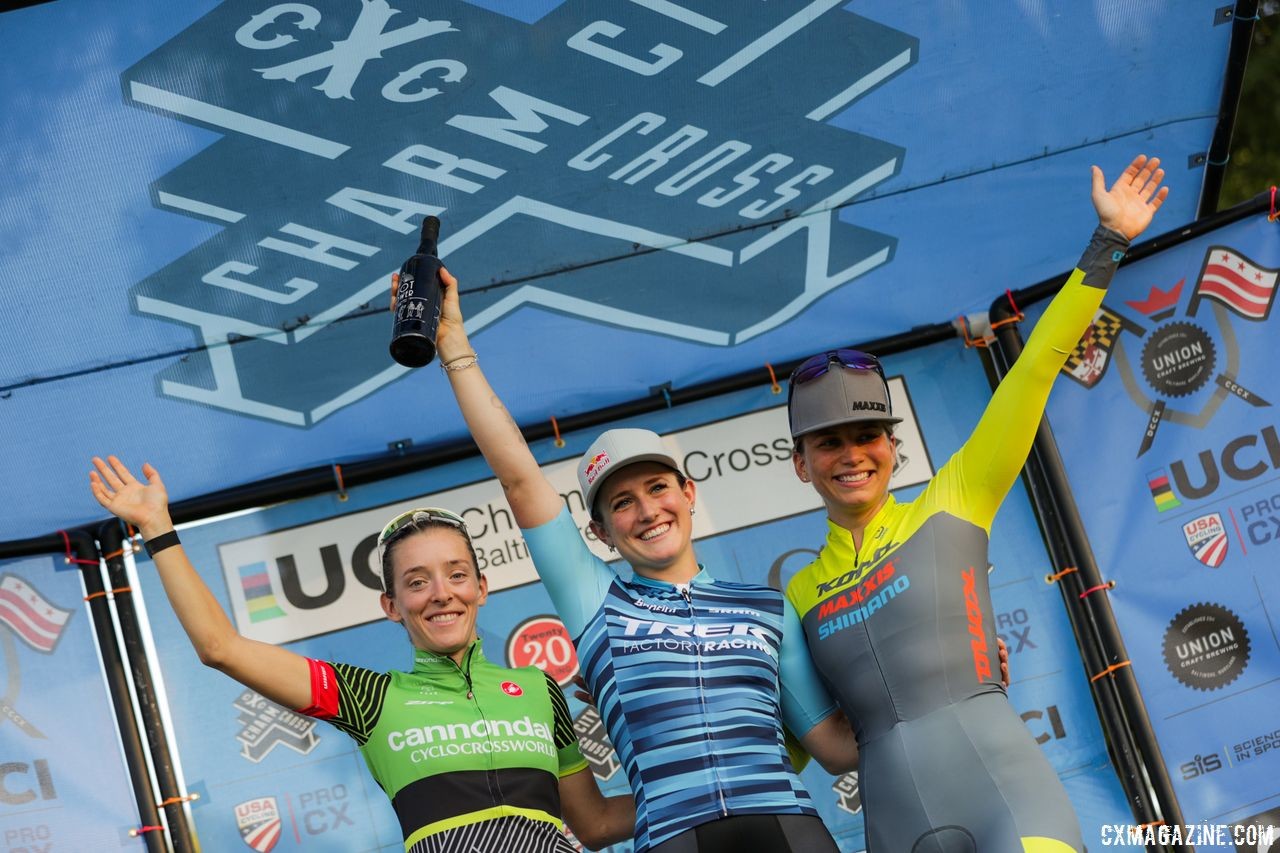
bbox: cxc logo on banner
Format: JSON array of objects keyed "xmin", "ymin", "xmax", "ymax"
[
  {"xmin": 123, "ymin": 0, "xmax": 915, "ymax": 426},
  {"xmin": 1063, "ymin": 245, "xmax": 1277, "ymax": 459}
]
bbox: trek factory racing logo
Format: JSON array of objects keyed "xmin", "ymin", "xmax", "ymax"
[
  {"xmin": 234, "ymin": 689, "xmax": 321, "ymax": 762},
  {"xmin": 617, "ymin": 617, "xmax": 778, "ymax": 657},
  {"xmin": 1063, "ymin": 246, "xmax": 1277, "ymax": 458},
  {"xmin": 123, "ymin": 0, "xmax": 915, "ymax": 426}
]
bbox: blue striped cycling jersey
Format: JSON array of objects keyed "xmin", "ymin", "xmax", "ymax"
[{"xmin": 523, "ymin": 509, "xmax": 835, "ymax": 852}]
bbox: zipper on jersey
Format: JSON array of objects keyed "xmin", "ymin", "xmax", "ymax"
[
  {"xmin": 448, "ymin": 644, "xmax": 504, "ymax": 808},
  {"xmin": 680, "ymin": 583, "xmax": 728, "ymax": 817}
]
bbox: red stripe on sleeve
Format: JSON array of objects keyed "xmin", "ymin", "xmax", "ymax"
[{"xmin": 296, "ymin": 658, "xmax": 340, "ymax": 719}]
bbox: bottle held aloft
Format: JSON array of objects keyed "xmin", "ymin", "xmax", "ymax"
[{"xmin": 389, "ymin": 216, "xmax": 443, "ymax": 367}]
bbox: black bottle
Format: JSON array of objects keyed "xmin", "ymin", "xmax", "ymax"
[{"xmin": 389, "ymin": 216, "xmax": 443, "ymax": 367}]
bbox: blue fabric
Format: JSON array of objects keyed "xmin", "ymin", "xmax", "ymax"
[{"xmin": 522, "ymin": 509, "xmax": 833, "ymax": 851}]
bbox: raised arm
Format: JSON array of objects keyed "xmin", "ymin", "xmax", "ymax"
[
  {"xmin": 945, "ymin": 155, "xmax": 1169, "ymax": 528},
  {"xmin": 89, "ymin": 456, "xmax": 311, "ymax": 711},
  {"xmin": 431, "ymin": 269, "xmax": 563, "ymax": 529}
]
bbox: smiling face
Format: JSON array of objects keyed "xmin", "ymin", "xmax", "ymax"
[
  {"xmin": 794, "ymin": 422, "xmax": 896, "ymax": 529},
  {"xmin": 379, "ymin": 526, "xmax": 487, "ymax": 663},
  {"xmin": 589, "ymin": 461, "xmax": 700, "ymax": 581}
]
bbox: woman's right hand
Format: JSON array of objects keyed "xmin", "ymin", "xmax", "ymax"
[
  {"xmin": 388, "ymin": 263, "xmax": 472, "ymax": 364},
  {"xmin": 89, "ymin": 456, "xmax": 174, "ymax": 539}
]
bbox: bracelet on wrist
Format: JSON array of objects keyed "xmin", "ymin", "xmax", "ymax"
[
  {"xmin": 144, "ymin": 530, "xmax": 181, "ymax": 557},
  {"xmin": 440, "ymin": 353, "xmax": 478, "ymax": 373}
]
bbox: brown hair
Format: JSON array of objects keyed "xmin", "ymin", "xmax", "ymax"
[{"xmin": 380, "ymin": 520, "xmax": 481, "ymax": 594}]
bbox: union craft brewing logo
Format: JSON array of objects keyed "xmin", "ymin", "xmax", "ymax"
[
  {"xmin": 122, "ymin": 0, "xmax": 916, "ymax": 426},
  {"xmin": 1063, "ymin": 246, "xmax": 1277, "ymax": 457},
  {"xmin": 234, "ymin": 689, "xmax": 321, "ymax": 762},
  {"xmin": 1182, "ymin": 512, "xmax": 1228, "ymax": 568},
  {"xmin": 235, "ymin": 795, "xmax": 283, "ymax": 853},
  {"xmin": 1162, "ymin": 602, "xmax": 1250, "ymax": 691}
]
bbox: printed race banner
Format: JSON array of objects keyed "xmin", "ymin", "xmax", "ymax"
[
  {"xmin": 1045, "ymin": 212, "xmax": 1280, "ymax": 851},
  {"xmin": 135, "ymin": 338, "xmax": 1132, "ymax": 851},
  {"xmin": 0, "ymin": 0, "xmax": 1228, "ymax": 545},
  {"xmin": 0, "ymin": 556, "xmax": 145, "ymax": 851}
]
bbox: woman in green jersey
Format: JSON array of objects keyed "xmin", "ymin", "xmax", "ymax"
[{"xmin": 90, "ymin": 455, "xmax": 633, "ymax": 853}]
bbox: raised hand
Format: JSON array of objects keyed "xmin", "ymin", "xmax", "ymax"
[
  {"xmin": 1091, "ymin": 155, "xmax": 1169, "ymax": 241},
  {"xmin": 89, "ymin": 456, "xmax": 173, "ymax": 538}
]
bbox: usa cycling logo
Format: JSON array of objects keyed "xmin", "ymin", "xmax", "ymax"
[
  {"xmin": 123, "ymin": 0, "xmax": 916, "ymax": 426},
  {"xmin": 1063, "ymin": 245, "xmax": 1276, "ymax": 457},
  {"xmin": 1183, "ymin": 512, "xmax": 1228, "ymax": 568}
]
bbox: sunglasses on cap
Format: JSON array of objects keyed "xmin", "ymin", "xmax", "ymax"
[
  {"xmin": 377, "ymin": 507, "xmax": 470, "ymax": 549},
  {"xmin": 787, "ymin": 349, "xmax": 886, "ymax": 399}
]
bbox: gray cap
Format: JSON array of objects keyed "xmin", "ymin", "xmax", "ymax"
[
  {"xmin": 578, "ymin": 428, "xmax": 680, "ymax": 513},
  {"xmin": 788, "ymin": 365, "xmax": 902, "ymax": 438}
]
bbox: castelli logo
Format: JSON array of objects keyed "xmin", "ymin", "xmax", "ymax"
[{"xmin": 500, "ymin": 681, "xmax": 523, "ymax": 697}]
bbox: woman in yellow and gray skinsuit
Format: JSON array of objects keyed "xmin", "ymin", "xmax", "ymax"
[{"xmin": 785, "ymin": 155, "xmax": 1169, "ymax": 853}]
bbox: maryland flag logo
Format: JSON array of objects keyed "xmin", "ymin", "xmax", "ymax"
[{"xmin": 1063, "ymin": 307, "xmax": 1141, "ymax": 388}]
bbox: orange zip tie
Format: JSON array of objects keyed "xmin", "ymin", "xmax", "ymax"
[
  {"xmin": 765, "ymin": 363, "xmax": 781, "ymax": 395},
  {"xmin": 129, "ymin": 825, "xmax": 165, "ymax": 837},
  {"xmin": 550, "ymin": 416, "xmax": 565, "ymax": 448},
  {"xmin": 84, "ymin": 587, "xmax": 132, "ymax": 602},
  {"xmin": 1139, "ymin": 819, "xmax": 1165, "ymax": 829},
  {"xmin": 101, "ymin": 542, "xmax": 140, "ymax": 560},
  {"xmin": 1044, "ymin": 566, "xmax": 1078, "ymax": 584},
  {"xmin": 332, "ymin": 463, "xmax": 348, "ymax": 502},
  {"xmin": 957, "ymin": 315, "xmax": 990, "ymax": 348},
  {"xmin": 57, "ymin": 530, "xmax": 99, "ymax": 566},
  {"xmin": 989, "ymin": 289, "xmax": 1025, "ymax": 330},
  {"xmin": 158, "ymin": 794, "xmax": 199, "ymax": 807},
  {"xmin": 1079, "ymin": 580, "xmax": 1116, "ymax": 599},
  {"xmin": 1089, "ymin": 660, "xmax": 1132, "ymax": 683},
  {"xmin": 1270, "ymin": 186, "xmax": 1279, "ymax": 222}
]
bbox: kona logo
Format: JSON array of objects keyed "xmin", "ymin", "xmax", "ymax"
[{"xmin": 961, "ymin": 567, "xmax": 992, "ymax": 682}]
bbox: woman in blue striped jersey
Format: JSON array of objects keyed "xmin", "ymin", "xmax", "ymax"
[{"xmin": 410, "ymin": 271, "xmax": 860, "ymax": 853}]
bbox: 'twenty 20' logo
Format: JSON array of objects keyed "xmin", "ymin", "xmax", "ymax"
[
  {"xmin": 1063, "ymin": 245, "xmax": 1277, "ymax": 458},
  {"xmin": 123, "ymin": 1, "xmax": 916, "ymax": 426}
]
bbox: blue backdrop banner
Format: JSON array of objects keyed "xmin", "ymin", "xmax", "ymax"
[
  {"xmin": 0, "ymin": 556, "xmax": 144, "ymax": 851},
  {"xmin": 0, "ymin": 0, "xmax": 1233, "ymax": 543},
  {"xmin": 134, "ymin": 335, "xmax": 1133, "ymax": 851},
  {"xmin": 1045, "ymin": 211, "xmax": 1280, "ymax": 851}
]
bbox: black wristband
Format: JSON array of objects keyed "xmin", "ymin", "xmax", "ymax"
[{"xmin": 144, "ymin": 530, "xmax": 181, "ymax": 557}]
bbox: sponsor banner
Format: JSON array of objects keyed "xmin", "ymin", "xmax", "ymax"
[
  {"xmin": 136, "ymin": 339, "xmax": 1133, "ymax": 850},
  {"xmin": 1046, "ymin": 212, "xmax": 1280, "ymax": 848},
  {"xmin": 0, "ymin": 557, "xmax": 142, "ymax": 851},
  {"xmin": 214, "ymin": 378, "xmax": 930, "ymax": 644}
]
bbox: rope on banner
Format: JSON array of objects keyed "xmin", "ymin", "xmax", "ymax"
[
  {"xmin": 988, "ymin": 290, "xmax": 1024, "ymax": 331},
  {"xmin": 1044, "ymin": 566, "xmax": 1078, "ymax": 584},
  {"xmin": 1079, "ymin": 580, "xmax": 1116, "ymax": 599},
  {"xmin": 57, "ymin": 530, "xmax": 99, "ymax": 566},
  {"xmin": 129, "ymin": 825, "xmax": 165, "ymax": 838},
  {"xmin": 332, "ymin": 464, "xmax": 348, "ymax": 502},
  {"xmin": 551, "ymin": 416, "xmax": 565, "ymax": 448},
  {"xmin": 1269, "ymin": 186, "xmax": 1278, "ymax": 222},
  {"xmin": 957, "ymin": 315, "xmax": 989, "ymax": 349},
  {"xmin": 765, "ymin": 363, "xmax": 781, "ymax": 395},
  {"xmin": 1089, "ymin": 660, "xmax": 1132, "ymax": 683},
  {"xmin": 84, "ymin": 587, "xmax": 132, "ymax": 602}
]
